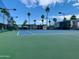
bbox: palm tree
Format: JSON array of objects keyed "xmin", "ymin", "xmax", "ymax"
[
  {"xmin": 48, "ymin": 20, "xmax": 51, "ymax": 26},
  {"xmin": 27, "ymin": 12, "xmax": 31, "ymax": 25},
  {"xmin": 22, "ymin": 20, "xmax": 27, "ymax": 29},
  {"xmin": 1, "ymin": 8, "xmax": 10, "ymax": 17},
  {"xmin": 41, "ymin": 15, "xmax": 45, "ymax": 25},
  {"xmin": 27, "ymin": 12, "xmax": 31, "ymax": 30},
  {"xmin": 45, "ymin": 6, "xmax": 50, "ymax": 25},
  {"xmin": 23, "ymin": 20, "xmax": 27, "ymax": 26},
  {"xmin": 33, "ymin": 19, "xmax": 36, "ymax": 25},
  {"xmin": 0, "ymin": 9, "xmax": 9, "ymax": 30},
  {"xmin": 53, "ymin": 18, "xmax": 57, "ymax": 26},
  {"xmin": 0, "ymin": 8, "xmax": 16, "ymax": 22},
  {"xmin": 70, "ymin": 15, "xmax": 77, "ymax": 20},
  {"xmin": 70, "ymin": 15, "xmax": 77, "ymax": 29},
  {"xmin": 63, "ymin": 17, "xmax": 67, "ymax": 21}
]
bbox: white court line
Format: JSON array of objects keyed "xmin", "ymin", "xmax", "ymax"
[{"xmin": 17, "ymin": 31, "xmax": 20, "ymax": 36}]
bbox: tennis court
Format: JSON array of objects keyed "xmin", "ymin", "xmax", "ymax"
[
  {"xmin": 0, "ymin": 30, "xmax": 79, "ymax": 59},
  {"xmin": 17, "ymin": 30, "xmax": 79, "ymax": 36}
]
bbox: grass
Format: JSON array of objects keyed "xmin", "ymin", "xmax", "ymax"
[{"xmin": 0, "ymin": 30, "xmax": 79, "ymax": 59}]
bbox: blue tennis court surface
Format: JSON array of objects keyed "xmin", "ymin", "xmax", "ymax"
[{"xmin": 17, "ymin": 30, "xmax": 79, "ymax": 36}]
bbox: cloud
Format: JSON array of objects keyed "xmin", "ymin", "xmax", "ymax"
[
  {"xmin": 49, "ymin": 15, "xmax": 71, "ymax": 21},
  {"xmin": 49, "ymin": 14, "xmax": 79, "ymax": 21},
  {"xmin": 73, "ymin": 3, "xmax": 79, "ymax": 6},
  {"xmin": 67, "ymin": 0, "xmax": 71, "ymax": 3},
  {"xmin": 20, "ymin": 0, "xmax": 79, "ymax": 10},
  {"xmin": 68, "ymin": 0, "xmax": 79, "ymax": 7},
  {"xmin": 20, "ymin": 0, "xmax": 79, "ymax": 8},
  {"xmin": 39, "ymin": 0, "xmax": 64, "ymax": 7},
  {"xmin": 20, "ymin": 0, "xmax": 64, "ymax": 8},
  {"xmin": 37, "ymin": 19, "xmax": 46, "ymax": 24},
  {"xmin": 20, "ymin": 0, "xmax": 37, "ymax": 8},
  {"xmin": 67, "ymin": 0, "xmax": 76, "ymax": 3}
]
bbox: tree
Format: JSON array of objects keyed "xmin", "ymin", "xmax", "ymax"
[
  {"xmin": 33, "ymin": 19, "xmax": 36, "ymax": 25},
  {"xmin": 12, "ymin": 19, "xmax": 18, "ymax": 30},
  {"xmin": 22, "ymin": 20, "xmax": 27, "ymax": 26},
  {"xmin": 0, "ymin": 8, "xmax": 10, "ymax": 30},
  {"xmin": 53, "ymin": 18, "xmax": 57, "ymax": 25},
  {"xmin": 70, "ymin": 15, "xmax": 77, "ymax": 29},
  {"xmin": 41, "ymin": 15, "xmax": 45, "ymax": 25},
  {"xmin": 70, "ymin": 15, "xmax": 77, "ymax": 20},
  {"xmin": 7, "ymin": 17, "xmax": 18, "ymax": 30},
  {"xmin": 1, "ymin": 9, "xmax": 10, "ymax": 17},
  {"xmin": 45, "ymin": 6, "xmax": 50, "ymax": 25},
  {"xmin": 63, "ymin": 17, "xmax": 67, "ymax": 21},
  {"xmin": 48, "ymin": 20, "xmax": 51, "ymax": 26}
]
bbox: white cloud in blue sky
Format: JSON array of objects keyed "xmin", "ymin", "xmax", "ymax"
[
  {"xmin": 68, "ymin": 0, "xmax": 79, "ymax": 7},
  {"xmin": 50, "ymin": 14, "xmax": 79, "ymax": 21},
  {"xmin": 20, "ymin": 0, "xmax": 37, "ymax": 8},
  {"xmin": 73, "ymin": 3, "xmax": 79, "ymax": 6},
  {"xmin": 67, "ymin": 0, "xmax": 76, "ymax": 3},
  {"xmin": 38, "ymin": 0, "xmax": 64, "ymax": 7},
  {"xmin": 20, "ymin": 0, "xmax": 79, "ymax": 8},
  {"xmin": 20, "ymin": 0, "xmax": 64, "ymax": 8}
]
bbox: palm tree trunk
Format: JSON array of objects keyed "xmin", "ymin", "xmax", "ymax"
[
  {"xmin": 42, "ymin": 19, "xmax": 44, "ymax": 25},
  {"xmin": 54, "ymin": 22, "xmax": 56, "ymax": 28},
  {"xmin": 28, "ymin": 16, "xmax": 30, "ymax": 25},
  {"xmin": 2, "ymin": 14, "xmax": 5, "ymax": 30},
  {"xmin": 46, "ymin": 12, "xmax": 48, "ymax": 25},
  {"xmin": 28, "ymin": 16, "xmax": 31, "ymax": 29},
  {"xmin": 34, "ymin": 22, "xmax": 36, "ymax": 25},
  {"xmin": 42, "ymin": 21, "xmax": 43, "ymax": 25},
  {"xmin": 49, "ymin": 23, "xmax": 51, "ymax": 26}
]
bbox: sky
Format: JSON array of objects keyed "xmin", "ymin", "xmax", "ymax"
[{"xmin": 1, "ymin": 0, "xmax": 79, "ymax": 24}]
